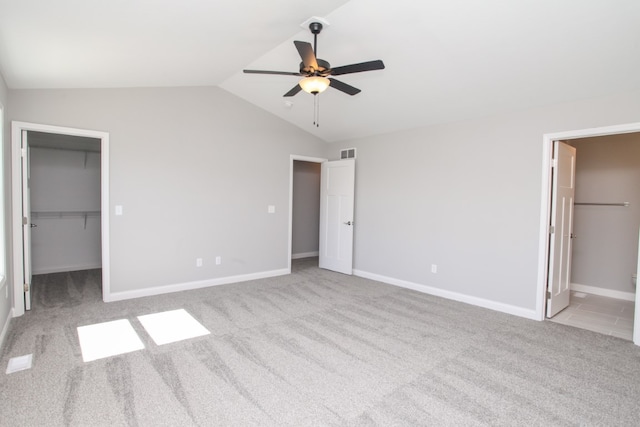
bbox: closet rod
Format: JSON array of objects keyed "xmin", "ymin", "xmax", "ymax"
[{"xmin": 574, "ymin": 202, "xmax": 630, "ymax": 207}]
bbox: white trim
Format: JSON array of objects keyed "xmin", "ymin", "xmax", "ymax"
[
  {"xmin": 570, "ymin": 283, "xmax": 635, "ymax": 302},
  {"xmin": 0, "ymin": 103, "xmax": 5, "ymax": 284},
  {"xmin": 32, "ymin": 263, "xmax": 103, "ymax": 276},
  {"xmin": 287, "ymin": 155, "xmax": 327, "ymax": 273},
  {"xmin": 536, "ymin": 122, "xmax": 640, "ymax": 323},
  {"xmin": 354, "ymin": 269, "xmax": 538, "ymax": 320},
  {"xmin": 0, "ymin": 308, "xmax": 13, "ymax": 353},
  {"xmin": 291, "ymin": 251, "xmax": 319, "ymax": 260},
  {"xmin": 105, "ymin": 268, "xmax": 289, "ymax": 302},
  {"xmin": 635, "ymin": 229, "xmax": 640, "ymax": 345},
  {"xmin": 11, "ymin": 121, "xmax": 110, "ymax": 316}
]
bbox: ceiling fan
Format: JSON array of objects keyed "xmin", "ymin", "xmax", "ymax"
[{"xmin": 243, "ymin": 22, "xmax": 385, "ymax": 97}]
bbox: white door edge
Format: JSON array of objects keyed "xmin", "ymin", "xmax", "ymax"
[
  {"xmin": 10, "ymin": 121, "xmax": 111, "ymax": 316},
  {"xmin": 536, "ymin": 122, "xmax": 640, "ymax": 345},
  {"xmin": 21, "ymin": 130, "xmax": 32, "ymax": 310},
  {"xmin": 634, "ymin": 228, "xmax": 640, "ymax": 345},
  {"xmin": 287, "ymin": 155, "xmax": 327, "ymax": 273}
]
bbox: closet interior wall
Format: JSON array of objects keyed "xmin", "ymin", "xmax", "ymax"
[
  {"xmin": 570, "ymin": 132, "xmax": 640, "ymax": 297},
  {"xmin": 29, "ymin": 132, "xmax": 102, "ymax": 274}
]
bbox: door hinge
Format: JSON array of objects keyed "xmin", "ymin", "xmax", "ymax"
[
  {"xmin": 23, "ymin": 216, "xmax": 28, "ymax": 225},
  {"xmin": 546, "ymin": 291, "xmax": 551, "ymax": 299},
  {"xmin": 549, "ymin": 226, "xmax": 555, "ymax": 234},
  {"xmin": 24, "ymin": 283, "xmax": 29, "ymax": 292},
  {"xmin": 552, "ymin": 158, "xmax": 558, "ymax": 168}
]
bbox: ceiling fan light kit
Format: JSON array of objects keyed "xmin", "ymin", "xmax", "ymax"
[
  {"xmin": 243, "ymin": 18, "xmax": 385, "ymax": 125},
  {"xmin": 299, "ymin": 76, "xmax": 330, "ymax": 94}
]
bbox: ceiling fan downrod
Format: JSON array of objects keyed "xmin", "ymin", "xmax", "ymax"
[{"xmin": 309, "ymin": 22, "xmax": 323, "ymax": 57}]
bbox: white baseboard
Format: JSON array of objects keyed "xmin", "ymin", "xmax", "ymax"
[
  {"xmin": 571, "ymin": 283, "xmax": 636, "ymax": 302},
  {"xmin": 33, "ymin": 263, "xmax": 102, "ymax": 275},
  {"xmin": 353, "ymin": 269, "xmax": 539, "ymax": 321},
  {"xmin": 291, "ymin": 251, "xmax": 319, "ymax": 260},
  {"xmin": 0, "ymin": 308, "xmax": 14, "ymax": 354},
  {"xmin": 104, "ymin": 268, "xmax": 289, "ymax": 302}
]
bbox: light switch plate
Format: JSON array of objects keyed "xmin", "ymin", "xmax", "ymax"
[{"xmin": 268, "ymin": 205, "xmax": 275, "ymax": 214}]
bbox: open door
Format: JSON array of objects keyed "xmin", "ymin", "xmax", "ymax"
[
  {"xmin": 546, "ymin": 140, "xmax": 576, "ymax": 318},
  {"xmin": 319, "ymin": 159, "xmax": 355, "ymax": 275},
  {"xmin": 21, "ymin": 130, "xmax": 34, "ymax": 310}
]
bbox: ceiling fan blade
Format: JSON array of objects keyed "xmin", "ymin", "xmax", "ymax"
[
  {"xmin": 294, "ymin": 41, "xmax": 318, "ymax": 70},
  {"xmin": 283, "ymin": 84, "xmax": 303, "ymax": 97},
  {"xmin": 330, "ymin": 60, "xmax": 385, "ymax": 76},
  {"xmin": 243, "ymin": 69, "xmax": 302, "ymax": 76},
  {"xmin": 329, "ymin": 78, "xmax": 361, "ymax": 96}
]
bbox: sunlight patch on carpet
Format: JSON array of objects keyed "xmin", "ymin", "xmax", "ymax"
[
  {"xmin": 77, "ymin": 319, "xmax": 144, "ymax": 362},
  {"xmin": 137, "ymin": 309, "xmax": 210, "ymax": 345},
  {"xmin": 6, "ymin": 354, "xmax": 33, "ymax": 374}
]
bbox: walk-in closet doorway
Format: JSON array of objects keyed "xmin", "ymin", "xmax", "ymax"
[{"xmin": 11, "ymin": 122, "xmax": 110, "ymax": 316}]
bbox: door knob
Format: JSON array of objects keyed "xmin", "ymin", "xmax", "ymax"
[
  {"xmin": 344, "ymin": 221, "xmax": 353, "ymax": 226},
  {"xmin": 30, "ymin": 223, "xmax": 37, "ymax": 228}
]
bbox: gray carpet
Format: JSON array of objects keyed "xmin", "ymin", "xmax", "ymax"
[{"xmin": 1, "ymin": 258, "xmax": 639, "ymax": 426}]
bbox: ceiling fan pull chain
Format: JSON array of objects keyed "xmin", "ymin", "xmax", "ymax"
[{"xmin": 313, "ymin": 94, "xmax": 320, "ymax": 127}]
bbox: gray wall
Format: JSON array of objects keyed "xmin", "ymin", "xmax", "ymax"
[
  {"xmin": 292, "ymin": 160, "xmax": 321, "ymax": 257},
  {"xmin": 8, "ymin": 87, "xmax": 328, "ymax": 295},
  {"xmin": 30, "ymin": 146, "xmax": 102, "ymax": 274},
  {"xmin": 4, "ymin": 83, "xmax": 640, "ymax": 319},
  {"xmin": 329, "ymin": 90, "xmax": 640, "ymax": 312},
  {"xmin": 570, "ymin": 133, "xmax": 640, "ymax": 294},
  {"xmin": 0, "ymin": 72, "xmax": 10, "ymax": 342}
]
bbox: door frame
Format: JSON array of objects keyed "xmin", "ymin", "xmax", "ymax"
[
  {"xmin": 11, "ymin": 121, "xmax": 110, "ymax": 316},
  {"xmin": 536, "ymin": 122, "xmax": 640, "ymax": 323},
  {"xmin": 287, "ymin": 155, "xmax": 327, "ymax": 273}
]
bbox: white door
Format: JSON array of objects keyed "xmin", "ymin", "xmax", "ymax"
[
  {"xmin": 546, "ymin": 141, "xmax": 576, "ymax": 318},
  {"xmin": 21, "ymin": 130, "xmax": 34, "ymax": 310},
  {"xmin": 319, "ymin": 159, "xmax": 355, "ymax": 274}
]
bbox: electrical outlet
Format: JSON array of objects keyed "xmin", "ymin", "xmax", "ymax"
[
  {"xmin": 215, "ymin": 256, "xmax": 221, "ymax": 265},
  {"xmin": 196, "ymin": 258, "xmax": 203, "ymax": 267},
  {"xmin": 431, "ymin": 264, "xmax": 437, "ymax": 274}
]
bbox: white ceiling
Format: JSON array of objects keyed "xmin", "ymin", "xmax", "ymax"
[{"xmin": 1, "ymin": 0, "xmax": 639, "ymax": 143}]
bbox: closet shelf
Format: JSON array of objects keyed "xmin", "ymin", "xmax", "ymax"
[{"xmin": 31, "ymin": 211, "xmax": 101, "ymax": 230}]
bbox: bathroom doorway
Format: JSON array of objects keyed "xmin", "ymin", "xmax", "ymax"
[{"xmin": 538, "ymin": 123, "xmax": 640, "ymax": 344}]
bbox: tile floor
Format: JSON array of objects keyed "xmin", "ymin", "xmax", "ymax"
[{"xmin": 549, "ymin": 291, "xmax": 635, "ymax": 340}]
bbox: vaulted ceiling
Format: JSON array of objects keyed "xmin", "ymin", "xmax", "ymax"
[{"xmin": 1, "ymin": 0, "xmax": 639, "ymax": 142}]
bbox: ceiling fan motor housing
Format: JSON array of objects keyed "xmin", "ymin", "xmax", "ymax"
[{"xmin": 300, "ymin": 59, "xmax": 331, "ymax": 76}]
